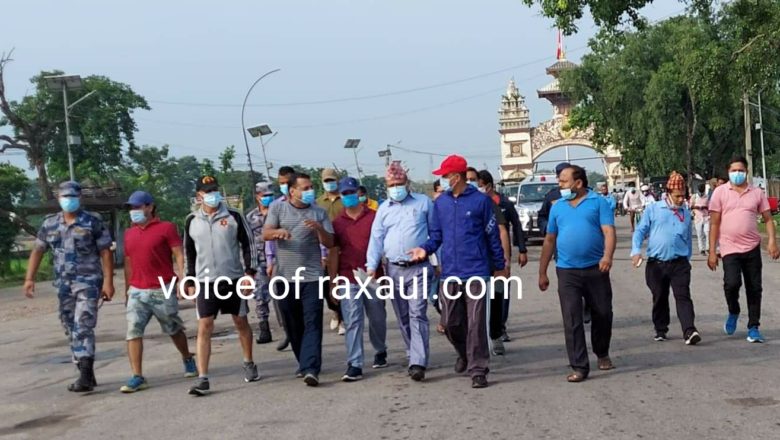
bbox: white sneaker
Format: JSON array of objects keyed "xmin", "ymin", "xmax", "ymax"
[
  {"xmin": 329, "ymin": 316, "xmax": 339, "ymax": 331},
  {"xmin": 338, "ymin": 323, "xmax": 346, "ymax": 335}
]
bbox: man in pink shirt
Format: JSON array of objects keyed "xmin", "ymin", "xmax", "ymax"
[{"xmin": 708, "ymin": 156, "xmax": 779, "ymax": 343}]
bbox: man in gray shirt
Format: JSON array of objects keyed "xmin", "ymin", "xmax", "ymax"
[{"xmin": 264, "ymin": 172, "xmax": 334, "ymax": 386}]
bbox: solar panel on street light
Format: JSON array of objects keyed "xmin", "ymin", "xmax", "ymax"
[
  {"xmin": 247, "ymin": 124, "xmax": 272, "ymax": 138},
  {"xmin": 44, "ymin": 74, "xmax": 83, "ymax": 91},
  {"xmin": 344, "ymin": 139, "xmax": 361, "ymax": 149}
]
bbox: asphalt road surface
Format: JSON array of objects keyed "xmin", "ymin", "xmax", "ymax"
[{"xmin": 0, "ymin": 216, "xmax": 778, "ymax": 440}]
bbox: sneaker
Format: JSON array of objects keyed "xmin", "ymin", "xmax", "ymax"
[
  {"xmin": 243, "ymin": 361, "xmax": 261, "ymax": 382},
  {"xmin": 654, "ymin": 332, "xmax": 667, "ymax": 342},
  {"xmin": 188, "ymin": 377, "xmax": 210, "ymax": 396},
  {"xmin": 685, "ymin": 331, "xmax": 702, "ymax": 346},
  {"xmin": 295, "ymin": 370, "xmax": 304, "ymax": 378},
  {"xmin": 183, "ymin": 356, "xmax": 197, "ymax": 378},
  {"xmin": 372, "ymin": 351, "xmax": 388, "ymax": 369},
  {"xmin": 491, "ymin": 338, "xmax": 505, "ymax": 355},
  {"xmin": 329, "ymin": 315, "xmax": 340, "ymax": 331},
  {"xmin": 746, "ymin": 327, "xmax": 764, "ymax": 343},
  {"xmin": 500, "ymin": 331, "xmax": 511, "ymax": 342},
  {"xmin": 120, "ymin": 375, "xmax": 149, "ymax": 393},
  {"xmin": 724, "ymin": 314, "xmax": 739, "ymax": 335},
  {"xmin": 408, "ymin": 365, "xmax": 426, "ymax": 382},
  {"xmin": 471, "ymin": 375, "xmax": 488, "ymax": 388},
  {"xmin": 338, "ymin": 323, "xmax": 346, "ymax": 336},
  {"xmin": 341, "ymin": 365, "xmax": 363, "ymax": 382},
  {"xmin": 255, "ymin": 321, "xmax": 272, "ymax": 344},
  {"xmin": 454, "ymin": 357, "xmax": 467, "ymax": 374},
  {"xmin": 276, "ymin": 336, "xmax": 289, "ymax": 352},
  {"xmin": 303, "ymin": 373, "xmax": 319, "ymax": 387}
]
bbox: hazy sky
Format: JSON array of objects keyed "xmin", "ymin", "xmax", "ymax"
[{"xmin": 2, "ymin": 0, "xmax": 683, "ymax": 181}]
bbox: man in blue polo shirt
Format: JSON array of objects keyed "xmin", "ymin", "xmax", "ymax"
[
  {"xmin": 538, "ymin": 165, "xmax": 616, "ymax": 383},
  {"xmin": 632, "ymin": 172, "xmax": 700, "ymax": 345}
]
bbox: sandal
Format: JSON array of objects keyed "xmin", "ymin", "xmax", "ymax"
[
  {"xmin": 598, "ymin": 356, "xmax": 614, "ymax": 371},
  {"xmin": 566, "ymin": 371, "xmax": 586, "ymax": 383}
]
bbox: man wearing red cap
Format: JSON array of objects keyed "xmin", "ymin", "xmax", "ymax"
[{"xmin": 409, "ymin": 155, "xmax": 505, "ymax": 389}]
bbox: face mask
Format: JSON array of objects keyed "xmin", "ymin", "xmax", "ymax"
[
  {"xmin": 468, "ymin": 181, "xmax": 478, "ymax": 189},
  {"xmin": 280, "ymin": 183, "xmax": 289, "ymax": 196},
  {"xmin": 300, "ymin": 189, "xmax": 316, "ymax": 205},
  {"xmin": 342, "ymin": 193, "xmax": 360, "ymax": 208},
  {"xmin": 477, "ymin": 186, "xmax": 487, "ymax": 194},
  {"xmin": 388, "ymin": 186, "xmax": 408, "ymax": 202},
  {"xmin": 358, "ymin": 195, "xmax": 367, "ymax": 203},
  {"xmin": 202, "ymin": 191, "xmax": 222, "ymax": 208},
  {"xmin": 323, "ymin": 181, "xmax": 338, "ymax": 192},
  {"xmin": 729, "ymin": 171, "xmax": 746, "ymax": 185},
  {"xmin": 129, "ymin": 209, "xmax": 147, "ymax": 224},
  {"xmin": 631, "ymin": 189, "xmax": 637, "ymax": 194},
  {"xmin": 560, "ymin": 188, "xmax": 576, "ymax": 201},
  {"xmin": 439, "ymin": 177, "xmax": 451, "ymax": 192},
  {"xmin": 59, "ymin": 197, "xmax": 80, "ymax": 213},
  {"xmin": 260, "ymin": 195, "xmax": 274, "ymax": 207}
]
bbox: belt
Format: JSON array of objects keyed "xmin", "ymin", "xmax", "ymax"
[
  {"xmin": 647, "ymin": 256, "xmax": 687, "ymax": 264},
  {"xmin": 391, "ymin": 260, "xmax": 423, "ymax": 268}
]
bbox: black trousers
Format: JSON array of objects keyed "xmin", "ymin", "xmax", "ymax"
[
  {"xmin": 556, "ymin": 266, "xmax": 613, "ymax": 375},
  {"xmin": 722, "ymin": 245, "xmax": 763, "ymax": 329},
  {"xmin": 489, "ymin": 283, "xmax": 506, "ymax": 340},
  {"xmin": 645, "ymin": 258, "xmax": 696, "ymax": 336},
  {"xmin": 277, "ymin": 282, "xmax": 323, "ymax": 375}
]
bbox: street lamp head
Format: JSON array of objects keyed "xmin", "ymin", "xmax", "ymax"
[
  {"xmin": 344, "ymin": 139, "xmax": 361, "ymax": 149},
  {"xmin": 44, "ymin": 74, "xmax": 83, "ymax": 92},
  {"xmin": 247, "ymin": 124, "xmax": 272, "ymax": 138}
]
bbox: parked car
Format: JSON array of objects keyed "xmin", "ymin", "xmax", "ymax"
[{"xmin": 514, "ymin": 177, "xmax": 559, "ymax": 239}]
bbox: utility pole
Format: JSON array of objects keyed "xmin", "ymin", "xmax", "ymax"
[
  {"xmin": 743, "ymin": 93, "xmax": 754, "ymax": 183},
  {"xmin": 757, "ymin": 92, "xmax": 767, "ymax": 183}
]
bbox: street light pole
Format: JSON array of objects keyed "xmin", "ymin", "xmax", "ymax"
[
  {"xmin": 757, "ymin": 91, "xmax": 767, "ymax": 181},
  {"xmin": 241, "ymin": 69, "xmax": 280, "ymax": 183},
  {"xmin": 62, "ymin": 86, "xmax": 74, "ymax": 181},
  {"xmin": 259, "ymin": 134, "xmax": 272, "ymax": 180}
]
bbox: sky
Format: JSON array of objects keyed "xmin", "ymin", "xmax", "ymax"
[{"xmin": 1, "ymin": 0, "xmax": 684, "ymax": 182}]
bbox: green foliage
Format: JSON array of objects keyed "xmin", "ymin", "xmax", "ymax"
[{"xmin": 0, "ymin": 162, "xmax": 30, "ymax": 276}]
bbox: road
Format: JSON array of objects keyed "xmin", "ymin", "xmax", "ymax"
[{"xmin": 0, "ymin": 216, "xmax": 778, "ymax": 440}]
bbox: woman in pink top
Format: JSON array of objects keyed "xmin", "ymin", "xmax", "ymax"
[{"xmin": 708, "ymin": 156, "xmax": 779, "ymax": 344}]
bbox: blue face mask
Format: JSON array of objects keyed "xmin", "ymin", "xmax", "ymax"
[
  {"xmin": 260, "ymin": 195, "xmax": 274, "ymax": 207},
  {"xmin": 323, "ymin": 181, "xmax": 338, "ymax": 192},
  {"xmin": 129, "ymin": 209, "xmax": 147, "ymax": 224},
  {"xmin": 560, "ymin": 188, "xmax": 576, "ymax": 201},
  {"xmin": 358, "ymin": 195, "xmax": 367, "ymax": 203},
  {"xmin": 280, "ymin": 184, "xmax": 289, "ymax": 196},
  {"xmin": 300, "ymin": 189, "xmax": 316, "ymax": 205},
  {"xmin": 468, "ymin": 181, "xmax": 478, "ymax": 189},
  {"xmin": 439, "ymin": 177, "xmax": 451, "ymax": 192},
  {"xmin": 59, "ymin": 197, "xmax": 80, "ymax": 213},
  {"xmin": 202, "ymin": 191, "xmax": 222, "ymax": 208},
  {"xmin": 388, "ymin": 186, "xmax": 408, "ymax": 202},
  {"xmin": 342, "ymin": 193, "xmax": 360, "ymax": 208},
  {"xmin": 729, "ymin": 171, "xmax": 746, "ymax": 185}
]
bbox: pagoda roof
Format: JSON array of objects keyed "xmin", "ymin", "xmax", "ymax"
[{"xmin": 545, "ymin": 58, "xmax": 578, "ymax": 75}]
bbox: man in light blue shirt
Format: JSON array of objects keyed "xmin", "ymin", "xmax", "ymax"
[
  {"xmin": 631, "ymin": 171, "xmax": 700, "ymax": 346},
  {"xmin": 366, "ymin": 162, "xmax": 434, "ymax": 382}
]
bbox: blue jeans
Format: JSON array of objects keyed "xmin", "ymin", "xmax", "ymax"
[
  {"xmin": 386, "ymin": 263, "xmax": 431, "ymax": 368},
  {"xmin": 278, "ymin": 282, "xmax": 323, "ymax": 375},
  {"xmin": 340, "ymin": 284, "xmax": 387, "ymax": 369}
]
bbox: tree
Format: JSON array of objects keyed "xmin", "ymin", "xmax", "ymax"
[
  {"xmin": 0, "ymin": 50, "xmax": 149, "ymax": 200},
  {"xmin": 0, "ymin": 162, "xmax": 30, "ymax": 276},
  {"xmin": 219, "ymin": 145, "xmax": 235, "ymax": 174}
]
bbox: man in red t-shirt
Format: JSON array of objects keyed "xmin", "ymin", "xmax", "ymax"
[
  {"xmin": 120, "ymin": 191, "xmax": 197, "ymax": 393},
  {"xmin": 328, "ymin": 177, "xmax": 387, "ymax": 382}
]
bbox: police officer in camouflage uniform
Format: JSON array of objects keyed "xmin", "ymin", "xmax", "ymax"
[
  {"xmin": 245, "ymin": 181, "xmax": 286, "ymax": 344},
  {"xmin": 24, "ymin": 181, "xmax": 115, "ymax": 392}
]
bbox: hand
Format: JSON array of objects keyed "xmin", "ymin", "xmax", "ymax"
[
  {"xmin": 102, "ymin": 281, "xmax": 115, "ymax": 301},
  {"xmin": 434, "ymin": 266, "xmax": 441, "ymax": 277},
  {"xmin": 273, "ymin": 229, "xmax": 291, "ymax": 240},
  {"xmin": 407, "ymin": 247, "xmax": 428, "ymax": 262},
  {"xmin": 187, "ymin": 285, "xmax": 197, "ymax": 303},
  {"xmin": 266, "ymin": 265, "xmax": 274, "ymax": 277},
  {"xmin": 768, "ymin": 242, "xmax": 780, "ymax": 260},
  {"xmin": 23, "ymin": 280, "xmax": 35, "ymax": 299},
  {"xmin": 493, "ymin": 268, "xmax": 509, "ymax": 278},
  {"xmin": 303, "ymin": 220, "xmax": 323, "ymax": 232},
  {"xmin": 631, "ymin": 254, "xmax": 643, "ymax": 268},
  {"xmin": 598, "ymin": 256, "xmax": 613, "ymax": 273},
  {"xmin": 707, "ymin": 252, "xmax": 719, "ymax": 271},
  {"xmin": 517, "ymin": 253, "xmax": 528, "ymax": 268},
  {"xmin": 366, "ymin": 269, "xmax": 375, "ymax": 280},
  {"xmin": 239, "ymin": 276, "xmax": 254, "ymax": 289},
  {"xmin": 538, "ymin": 273, "xmax": 550, "ymax": 292}
]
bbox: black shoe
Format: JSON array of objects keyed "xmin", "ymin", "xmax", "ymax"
[
  {"xmin": 67, "ymin": 357, "xmax": 95, "ymax": 392},
  {"xmin": 255, "ymin": 321, "xmax": 272, "ymax": 344},
  {"xmin": 654, "ymin": 331, "xmax": 668, "ymax": 342},
  {"xmin": 188, "ymin": 377, "xmax": 210, "ymax": 396},
  {"xmin": 500, "ymin": 331, "xmax": 511, "ymax": 342},
  {"xmin": 454, "ymin": 357, "xmax": 467, "ymax": 374},
  {"xmin": 303, "ymin": 373, "xmax": 320, "ymax": 387},
  {"xmin": 276, "ymin": 336, "xmax": 289, "ymax": 351},
  {"xmin": 471, "ymin": 375, "xmax": 488, "ymax": 388},
  {"xmin": 372, "ymin": 351, "xmax": 388, "ymax": 369},
  {"xmin": 408, "ymin": 365, "xmax": 426, "ymax": 382},
  {"xmin": 685, "ymin": 330, "xmax": 702, "ymax": 346},
  {"xmin": 583, "ymin": 307, "xmax": 592, "ymax": 324},
  {"xmin": 341, "ymin": 365, "xmax": 363, "ymax": 382}
]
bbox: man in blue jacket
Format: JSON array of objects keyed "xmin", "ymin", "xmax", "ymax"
[{"xmin": 409, "ymin": 155, "xmax": 505, "ymax": 389}]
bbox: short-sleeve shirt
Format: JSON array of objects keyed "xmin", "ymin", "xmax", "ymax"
[
  {"xmin": 125, "ymin": 218, "xmax": 182, "ymax": 289},
  {"xmin": 708, "ymin": 184, "xmax": 770, "ymax": 256},
  {"xmin": 316, "ymin": 193, "xmax": 344, "ymax": 221},
  {"xmin": 547, "ymin": 190, "xmax": 615, "ymax": 269},
  {"xmin": 265, "ymin": 200, "xmax": 334, "ymax": 282},
  {"xmin": 332, "ymin": 207, "xmax": 382, "ymax": 283},
  {"xmin": 34, "ymin": 210, "xmax": 113, "ymax": 287}
]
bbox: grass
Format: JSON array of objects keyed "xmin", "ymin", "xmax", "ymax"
[
  {"xmin": 758, "ymin": 213, "xmax": 780, "ymax": 236},
  {"xmin": 0, "ymin": 256, "xmax": 53, "ymax": 289}
]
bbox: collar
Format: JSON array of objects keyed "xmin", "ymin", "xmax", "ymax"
[
  {"xmin": 198, "ymin": 202, "xmax": 228, "ymax": 219},
  {"xmin": 340, "ymin": 206, "xmax": 369, "ymax": 221},
  {"xmin": 728, "ymin": 183, "xmax": 752, "ymax": 192},
  {"xmin": 318, "ymin": 193, "xmax": 341, "ymax": 202},
  {"xmin": 388, "ymin": 192, "xmax": 414, "ymax": 205},
  {"xmin": 133, "ymin": 217, "xmax": 161, "ymax": 230},
  {"xmin": 58, "ymin": 209, "xmax": 85, "ymax": 225}
]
